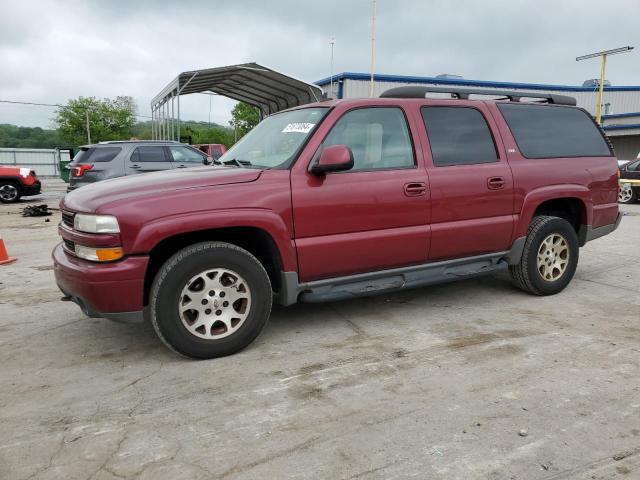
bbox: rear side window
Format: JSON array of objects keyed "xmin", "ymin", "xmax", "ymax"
[
  {"xmin": 130, "ymin": 146, "xmax": 168, "ymax": 162},
  {"xmin": 421, "ymin": 107, "xmax": 498, "ymax": 167},
  {"xmin": 497, "ymin": 103, "xmax": 612, "ymax": 158},
  {"xmin": 91, "ymin": 147, "xmax": 121, "ymax": 162}
]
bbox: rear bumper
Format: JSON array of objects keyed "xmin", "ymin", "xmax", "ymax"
[
  {"xmin": 580, "ymin": 211, "xmax": 622, "ymax": 244},
  {"xmin": 22, "ymin": 181, "xmax": 41, "ymax": 196},
  {"xmin": 52, "ymin": 243, "xmax": 148, "ymax": 323}
]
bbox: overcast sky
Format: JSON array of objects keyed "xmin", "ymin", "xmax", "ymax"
[{"xmin": 1, "ymin": 0, "xmax": 638, "ymax": 129}]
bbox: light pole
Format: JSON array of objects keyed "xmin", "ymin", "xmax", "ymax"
[
  {"xmin": 576, "ymin": 46, "xmax": 634, "ymax": 125},
  {"xmin": 369, "ymin": 0, "xmax": 377, "ymax": 97},
  {"xmin": 329, "ymin": 37, "xmax": 336, "ymax": 98},
  {"xmin": 85, "ymin": 109, "xmax": 91, "ymax": 144}
]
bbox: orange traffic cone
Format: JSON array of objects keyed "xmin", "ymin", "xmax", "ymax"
[{"xmin": 0, "ymin": 235, "xmax": 17, "ymax": 265}]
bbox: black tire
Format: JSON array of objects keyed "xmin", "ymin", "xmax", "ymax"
[
  {"xmin": 0, "ymin": 180, "xmax": 21, "ymax": 203},
  {"xmin": 150, "ymin": 242, "xmax": 272, "ymax": 359},
  {"xmin": 509, "ymin": 216, "xmax": 579, "ymax": 296}
]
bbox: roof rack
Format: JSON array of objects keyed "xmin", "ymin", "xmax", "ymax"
[
  {"xmin": 97, "ymin": 140, "xmax": 182, "ymax": 145},
  {"xmin": 379, "ymin": 86, "xmax": 577, "ymax": 106}
]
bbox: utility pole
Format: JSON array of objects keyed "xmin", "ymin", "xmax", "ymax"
[
  {"xmin": 85, "ymin": 109, "xmax": 91, "ymax": 144},
  {"xmin": 369, "ymin": 0, "xmax": 376, "ymax": 97},
  {"xmin": 576, "ymin": 46, "xmax": 634, "ymax": 125},
  {"xmin": 329, "ymin": 37, "xmax": 336, "ymax": 98}
]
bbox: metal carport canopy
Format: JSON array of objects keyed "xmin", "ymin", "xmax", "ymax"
[{"xmin": 150, "ymin": 62, "xmax": 324, "ymax": 140}]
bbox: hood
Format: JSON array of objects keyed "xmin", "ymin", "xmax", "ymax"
[{"xmin": 63, "ymin": 166, "xmax": 262, "ymax": 212}]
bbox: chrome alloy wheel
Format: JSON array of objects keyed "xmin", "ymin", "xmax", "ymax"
[
  {"xmin": 619, "ymin": 184, "xmax": 633, "ymax": 203},
  {"xmin": 178, "ymin": 268, "xmax": 251, "ymax": 340},
  {"xmin": 0, "ymin": 184, "xmax": 18, "ymax": 202},
  {"xmin": 537, "ymin": 233, "xmax": 570, "ymax": 282}
]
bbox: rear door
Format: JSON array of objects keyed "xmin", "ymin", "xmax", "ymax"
[
  {"xmin": 417, "ymin": 101, "xmax": 514, "ymax": 260},
  {"xmin": 127, "ymin": 146, "xmax": 172, "ymax": 175},
  {"xmin": 167, "ymin": 145, "xmax": 208, "ymax": 168}
]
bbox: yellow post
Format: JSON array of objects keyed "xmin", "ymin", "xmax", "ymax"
[{"xmin": 595, "ymin": 53, "xmax": 607, "ymax": 125}]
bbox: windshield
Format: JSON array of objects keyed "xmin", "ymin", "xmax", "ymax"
[{"xmin": 219, "ymin": 107, "xmax": 329, "ymax": 168}]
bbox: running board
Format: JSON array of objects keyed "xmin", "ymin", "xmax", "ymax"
[{"xmin": 296, "ymin": 251, "xmax": 509, "ymax": 303}]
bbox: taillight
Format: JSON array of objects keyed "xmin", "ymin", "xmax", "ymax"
[{"xmin": 72, "ymin": 164, "xmax": 92, "ymax": 177}]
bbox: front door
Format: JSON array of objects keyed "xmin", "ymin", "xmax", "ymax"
[
  {"xmin": 291, "ymin": 106, "xmax": 431, "ymax": 282},
  {"xmin": 127, "ymin": 145, "xmax": 173, "ymax": 175},
  {"xmin": 417, "ymin": 102, "xmax": 515, "ymax": 260}
]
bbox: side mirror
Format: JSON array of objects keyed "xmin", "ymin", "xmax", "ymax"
[
  {"xmin": 206, "ymin": 155, "xmax": 213, "ymax": 165},
  {"xmin": 310, "ymin": 145, "xmax": 354, "ymax": 175}
]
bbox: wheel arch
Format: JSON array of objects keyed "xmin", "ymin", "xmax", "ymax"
[
  {"xmin": 516, "ymin": 186, "xmax": 592, "ymax": 240},
  {"xmin": 0, "ymin": 176, "xmax": 23, "ymax": 188},
  {"xmin": 143, "ymin": 226, "xmax": 286, "ymax": 306}
]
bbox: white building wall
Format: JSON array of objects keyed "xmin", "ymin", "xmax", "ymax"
[{"xmin": 341, "ymin": 79, "xmax": 640, "ymax": 116}]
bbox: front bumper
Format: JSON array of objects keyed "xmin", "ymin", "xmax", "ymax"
[
  {"xmin": 52, "ymin": 243, "xmax": 149, "ymax": 323},
  {"xmin": 22, "ymin": 181, "xmax": 41, "ymax": 196}
]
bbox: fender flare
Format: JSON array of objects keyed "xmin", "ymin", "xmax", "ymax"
[
  {"xmin": 515, "ymin": 185, "xmax": 592, "ymax": 239},
  {"xmin": 128, "ymin": 208, "xmax": 297, "ymax": 271}
]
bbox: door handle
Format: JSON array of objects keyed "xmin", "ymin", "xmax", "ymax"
[
  {"xmin": 130, "ymin": 164, "xmax": 141, "ymax": 170},
  {"xmin": 176, "ymin": 165, "xmax": 187, "ymax": 168},
  {"xmin": 404, "ymin": 182, "xmax": 428, "ymax": 196},
  {"xmin": 487, "ymin": 177, "xmax": 505, "ymax": 190}
]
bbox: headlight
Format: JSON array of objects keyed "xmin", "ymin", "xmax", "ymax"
[
  {"xmin": 74, "ymin": 214, "xmax": 120, "ymax": 234},
  {"xmin": 74, "ymin": 245, "xmax": 124, "ymax": 262}
]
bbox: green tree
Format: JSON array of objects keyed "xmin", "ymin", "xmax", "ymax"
[
  {"xmin": 0, "ymin": 124, "xmax": 63, "ymax": 148},
  {"xmin": 229, "ymin": 102, "xmax": 260, "ymax": 138},
  {"xmin": 54, "ymin": 96, "xmax": 137, "ymax": 145}
]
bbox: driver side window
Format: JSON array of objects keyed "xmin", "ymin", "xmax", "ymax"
[
  {"xmin": 322, "ymin": 107, "xmax": 415, "ymax": 171},
  {"xmin": 169, "ymin": 146, "xmax": 205, "ymax": 163}
]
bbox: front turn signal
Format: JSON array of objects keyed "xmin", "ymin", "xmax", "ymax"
[{"xmin": 75, "ymin": 245, "xmax": 124, "ymax": 262}]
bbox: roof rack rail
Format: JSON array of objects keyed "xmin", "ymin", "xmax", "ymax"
[
  {"xmin": 97, "ymin": 140, "xmax": 182, "ymax": 145},
  {"xmin": 379, "ymin": 86, "xmax": 577, "ymax": 106}
]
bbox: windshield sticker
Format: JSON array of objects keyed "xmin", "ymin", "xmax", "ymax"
[{"xmin": 281, "ymin": 123, "xmax": 315, "ymax": 134}]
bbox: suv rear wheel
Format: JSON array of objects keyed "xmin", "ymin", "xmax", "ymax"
[
  {"xmin": 509, "ymin": 216, "xmax": 579, "ymax": 295},
  {"xmin": 150, "ymin": 242, "xmax": 272, "ymax": 359},
  {"xmin": 0, "ymin": 181, "xmax": 21, "ymax": 203}
]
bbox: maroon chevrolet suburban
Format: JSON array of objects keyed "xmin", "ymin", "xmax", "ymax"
[{"xmin": 53, "ymin": 86, "xmax": 621, "ymax": 359}]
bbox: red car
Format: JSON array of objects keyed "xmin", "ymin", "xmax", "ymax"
[
  {"xmin": 0, "ymin": 166, "xmax": 42, "ymax": 203},
  {"xmin": 53, "ymin": 87, "xmax": 620, "ymax": 358},
  {"xmin": 193, "ymin": 143, "xmax": 227, "ymax": 161}
]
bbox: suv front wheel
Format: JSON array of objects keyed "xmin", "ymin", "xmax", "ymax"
[
  {"xmin": 150, "ymin": 242, "xmax": 272, "ymax": 359},
  {"xmin": 509, "ymin": 216, "xmax": 579, "ymax": 296}
]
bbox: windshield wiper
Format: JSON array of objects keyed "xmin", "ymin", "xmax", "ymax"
[{"xmin": 223, "ymin": 158, "xmax": 251, "ymax": 168}]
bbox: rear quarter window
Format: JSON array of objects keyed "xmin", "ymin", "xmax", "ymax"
[
  {"xmin": 71, "ymin": 146, "xmax": 121, "ymax": 164},
  {"xmin": 497, "ymin": 103, "xmax": 612, "ymax": 158},
  {"xmin": 90, "ymin": 147, "xmax": 121, "ymax": 162}
]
